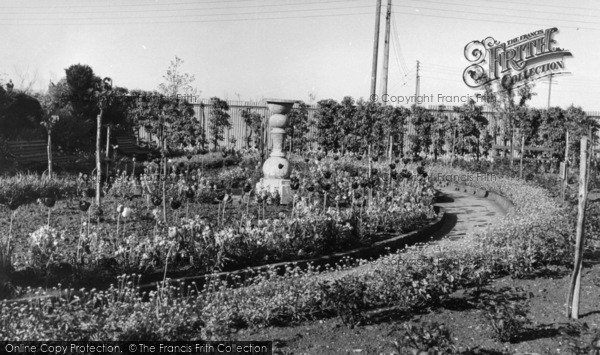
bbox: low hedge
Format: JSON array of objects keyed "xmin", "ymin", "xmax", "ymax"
[{"xmin": 0, "ymin": 174, "xmax": 78, "ymax": 207}]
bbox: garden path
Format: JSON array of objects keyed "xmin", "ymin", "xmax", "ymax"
[
  {"xmin": 321, "ymin": 187, "xmax": 508, "ymax": 279},
  {"xmin": 422, "ymin": 186, "xmax": 508, "ymax": 253}
]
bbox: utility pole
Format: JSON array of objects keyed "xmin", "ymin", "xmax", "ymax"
[
  {"xmin": 547, "ymin": 73, "xmax": 553, "ymax": 109},
  {"xmin": 415, "ymin": 60, "xmax": 421, "ymax": 102},
  {"xmin": 370, "ymin": 0, "xmax": 382, "ymax": 98},
  {"xmin": 380, "ymin": 0, "xmax": 392, "ymax": 104}
]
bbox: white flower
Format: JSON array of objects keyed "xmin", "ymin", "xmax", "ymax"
[{"xmin": 122, "ymin": 207, "xmax": 133, "ymax": 218}]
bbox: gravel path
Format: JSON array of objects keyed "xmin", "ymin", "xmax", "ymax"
[
  {"xmin": 320, "ymin": 186, "xmax": 508, "ymax": 279},
  {"xmin": 421, "ymin": 186, "xmax": 508, "ymax": 253}
]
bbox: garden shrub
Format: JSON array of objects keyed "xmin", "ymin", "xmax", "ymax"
[
  {"xmin": 0, "ymin": 173, "xmax": 78, "ymax": 206},
  {"xmin": 320, "ymin": 274, "xmax": 368, "ymax": 327},
  {"xmin": 393, "ymin": 321, "xmax": 458, "ymax": 354},
  {"xmin": 472, "ymin": 287, "xmax": 532, "ymax": 343}
]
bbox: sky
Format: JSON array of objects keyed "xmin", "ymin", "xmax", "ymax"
[{"xmin": 0, "ymin": 0, "xmax": 599, "ymax": 111}]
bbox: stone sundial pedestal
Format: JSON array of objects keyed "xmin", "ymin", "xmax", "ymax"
[{"xmin": 256, "ymin": 99, "xmax": 296, "ymax": 205}]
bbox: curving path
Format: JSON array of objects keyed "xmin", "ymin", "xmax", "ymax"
[
  {"xmin": 321, "ymin": 186, "xmax": 508, "ymax": 279},
  {"xmin": 421, "ymin": 186, "xmax": 508, "ymax": 253}
]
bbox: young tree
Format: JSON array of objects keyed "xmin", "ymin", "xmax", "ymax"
[
  {"xmin": 313, "ymin": 99, "xmax": 342, "ymax": 152},
  {"xmin": 432, "ymin": 108, "xmax": 450, "ymax": 161},
  {"xmin": 13, "ymin": 65, "xmax": 39, "ymax": 94},
  {"xmin": 453, "ymin": 99, "xmax": 488, "ymax": 160},
  {"xmin": 565, "ymin": 105, "xmax": 598, "ymax": 165},
  {"xmin": 482, "ymin": 77, "xmax": 535, "ymax": 166},
  {"xmin": 207, "ymin": 97, "xmax": 230, "ymax": 150},
  {"xmin": 409, "ymin": 104, "xmax": 435, "ymax": 158},
  {"xmin": 286, "ymin": 101, "xmax": 311, "ymax": 153},
  {"xmin": 538, "ymin": 107, "xmax": 568, "ymax": 162},
  {"xmin": 353, "ymin": 99, "xmax": 386, "ymax": 155},
  {"xmin": 37, "ymin": 94, "xmax": 61, "ymax": 178},
  {"xmin": 127, "ymin": 90, "xmax": 202, "ymax": 150},
  {"xmin": 158, "ymin": 56, "xmax": 199, "ymax": 100},
  {"xmin": 337, "ymin": 96, "xmax": 357, "ymax": 154},
  {"xmin": 383, "ymin": 105, "xmax": 410, "ymax": 159},
  {"xmin": 241, "ymin": 108, "xmax": 263, "ymax": 149}
]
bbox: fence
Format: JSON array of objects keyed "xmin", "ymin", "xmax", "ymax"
[
  {"xmin": 136, "ymin": 99, "xmax": 319, "ymax": 151},
  {"xmin": 135, "ymin": 100, "xmax": 600, "ymax": 157}
]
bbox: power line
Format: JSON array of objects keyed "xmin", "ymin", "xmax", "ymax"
[
  {"xmin": 0, "ymin": 5, "xmax": 374, "ymax": 21},
  {"xmin": 421, "ymin": 62, "xmax": 464, "ymax": 70},
  {"xmin": 0, "ymin": 0, "xmax": 313, "ymax": 9},
  {"xmin": 392, "ymin": 10, "xmax": 600, "ymax": 31},
  {"xmin": 392, "ymin": 4, "xmax": 600, "ymax": 27},
  {"xmin": 3, "ymin": 1, "xmax": 599, "ymax": 29},
  {"xmin": 0, "ymin": 0, "xmax": 366, "ymax": 14},
  {"xmin": 477, "ymin": 0, "xmax": 600, "ymax": 12},
  {"xmin": 0, "ymin": 11, "xmax": 374, "ymax": 26},
  {"xmin": 405, "ymin": 0, "xmax": 600, "ymax": 19},
  {"xmin": 391, "ymin": 12, "xmax": 410, "ymax": 74}
]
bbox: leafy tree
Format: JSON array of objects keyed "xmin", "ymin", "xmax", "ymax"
[
  {"xmin": 158, "ymin": 56, "xmax": 198, "ymax": 100},
  {"xmin": 241, "ymin": 108, "xmax": 264, "ymax": 149},
  {"xmin": 384, "ymin": 105, "xmax": 410, "ymax": 158},
  {"xmin": 351, "ymin": 100, "xmax": 386, "ymax": 155},
  {"xmin": 286, "ymin": 101, "xmax": 311, "ymax": 153},
  {"xmin": 564, "ymin": 105, "xmax": 598, "ymax": 165},
  {"xmin": 0, "ymin": 90, "xmax": 44, "ymax": 138},
  {"xmin": 38, "ymin": 98, "xmax": 60, "ymax": 178},
  {"xmin": 38, "ymin": 79, "xmax": 93, "ymax": 151},
  {"xmin": 537, "ymin": 107, "xmax": 567, "ymax": 161},
  {"xmin": 337, "ymin": 96, "xmax": 357, "ymax": 154},
  {"xmin": 65, "ymin": 64, "xmax": 102, "ymax": 120},
  {"xmin": 482, "ymin": 77, "xmax": 535, "ymax": 166},
  {"xmin": 453, "ymin": 99, "xmax": 489, "ymax": 160},
  {"xmin": 431, "ymin": 108, "xmax": 450, "ymax": 161},
  {"xmin": 408, "ymin": 104, "xmax": 435, "ymax": 157},
  {"xmin": 313, "ymin": 99, "xmax": 342, "ymax": 152},
  {"xmin": 127, "ymin": 90, "xmax": 202, "ymax": 149},
  {"xmin": 207, "ymin": 97, "xmax": 230, "ymax": 150}
]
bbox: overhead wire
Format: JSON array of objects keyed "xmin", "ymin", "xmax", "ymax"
[{"xmin": 404, "ymin": 0, "xmax": 600, "ymax": 19}]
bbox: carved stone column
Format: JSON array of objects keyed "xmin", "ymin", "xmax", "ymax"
[{"xmin": 256, "ymin": 99, "xmax": 296, "ymax": 204}]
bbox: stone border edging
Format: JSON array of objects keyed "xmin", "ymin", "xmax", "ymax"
[{"xmin": 136, "ymin": 206, "xmax": 448, "ymax": 292}]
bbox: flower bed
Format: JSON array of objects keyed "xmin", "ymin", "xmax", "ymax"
[
  {"xmin": 0, "ymin": 163, "xmax": 576, "ymax": 340},
  {"xmin": 3, "ymin": 156, "xmax": 437, "ymax": 290}
]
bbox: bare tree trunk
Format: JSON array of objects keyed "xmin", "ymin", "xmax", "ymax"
[
  {"xmin": 47, "ymin": 128, "xmax": 52, "ymax": 179},
  {"xmin": 562, "ymin": 131, "xmax": 570, "ymax": 203},
  {"xmin": 451, "ymin": 127, "xmax": 456, "ymax": 166},
  {"xmin": 510, "ymin": 121, "xmax": 515, "ymax": 168},
  {"xmin": 520, "ymin": 135, "xmax": 525, "ymax": 179},
  {"xmin": 106, "ymin": 125, "xmax": 111, "ymax": 158},
  {"xmin": 566, "ymin": 136, "xmax": 589, "ymax": 319},
  {"xmin": 96, "ymin": 110, "xmax": 103, "ymax": 205}
]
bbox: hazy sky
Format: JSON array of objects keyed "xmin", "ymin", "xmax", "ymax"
[{"xmin": 1, "ymin": 0, "xmax": 599, "ymax": 111}]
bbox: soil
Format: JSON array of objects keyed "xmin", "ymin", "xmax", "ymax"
[
  {"xmin": 235, "ymin": 261, "xmax": 600, "ymax": 354},
  {"xmin": 231, "ymin": 188, "xmax": 600, "ymax": 354}
]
